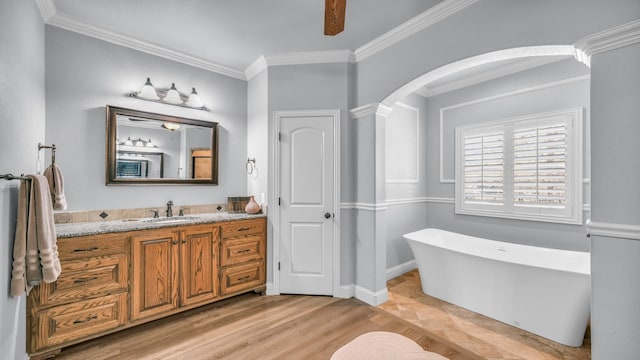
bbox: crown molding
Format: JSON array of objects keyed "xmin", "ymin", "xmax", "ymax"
[
  {"xmin": 354, "ymin": 0, "xmax": 478, "ymax": 62},
  {"xmin": 34, "ymin": 0, "xmax": 56, "ymax": 22},
  {"xmin": 265, "ymin": 50, "xmax": 355, "ymax": 66},
  {"xmin": 45, "ymin": 13, "xmax": 247, "ymax": 80},
  {"xmin": 350, "ymin": 103, "xmax": 393, "ymax": 120},
  {"xmin": 574, "ymin": 19, "xmax": 640, "ymax": 67},
  {"xmin": 245, "ymin": 50, "xmax": 355, "ymax": 80},
  {"xmin": 245, "ymin": 56, "xmax": 268, "ymax": 80},
  {"xmin": 415, "ymin": 55, "xmax": 570, "ymax": 98}
]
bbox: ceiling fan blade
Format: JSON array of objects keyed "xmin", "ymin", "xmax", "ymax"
[{"xmin": 324, "ymin": 0, "xmax": 346, "ymax": 36}]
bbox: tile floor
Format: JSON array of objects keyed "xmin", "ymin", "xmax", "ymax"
[{"xmin": 380, "ymin": 270, "xmax": 590, "ymax": 360}]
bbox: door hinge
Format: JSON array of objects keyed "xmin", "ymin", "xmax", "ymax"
[
  {"xmin": 278, "ymin": 132, "xmax": 282, "ymax": 141},
  {"xmin": 278, "ymin": 262, "xmax": 281, "ymax": 271},
  {"xmin": 278, "ymin": 197, "xmax": 281, "ymax": 206}
]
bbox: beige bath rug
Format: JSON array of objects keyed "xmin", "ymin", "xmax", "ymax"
[{"xmin": 330, "ymin": 331, "xmax": 449, "ymax": 360}]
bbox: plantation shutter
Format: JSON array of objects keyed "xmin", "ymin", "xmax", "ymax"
[
  {"xmin": 463, "ymin": 131, "xmax": 504, "ymax": 204},
  {"xmin": 512, "ymin": 123, "xmax": 567, "ymax": 209}
]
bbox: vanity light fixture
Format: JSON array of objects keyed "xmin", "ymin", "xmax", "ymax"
[
  {"xmin": 123, "ymin": 136, "xmax": 134, "ymax": 146},
  {"xmin": 129, "ymin": 78, "xmax": 208, "ymax": 111},
  {"xmin": 161, "ymin": 122, "xmax": 181, "ymax": 131},
  {"xmin": 146, "ymin": 138, "xmax": 156, "ymax": 148},
  {"xmin": 135, "ymin": 137, "xmax": 145, "ymax": 147}
]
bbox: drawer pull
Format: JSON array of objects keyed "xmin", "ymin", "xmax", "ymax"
[
  {"xmin": 236, "ymin": 249, "xmax": 252, "ymax": 254},
  {"xmin": 237, "ymin": 275, "xmax": 251, "ymax": 281},
  {"xmin": 237, "ymin": 227, "xmax": 251, "ymax": 231},
  {"xmin": 73, "ymin": 315, "xmax": 98, "ymax": 324},
  {"xmin": 73, "ymin": 277, "xmax": 98, "ymax": 284},
  {"xmin": 73, "ymin": 247, "xmax": 99, "ymax": 253}
]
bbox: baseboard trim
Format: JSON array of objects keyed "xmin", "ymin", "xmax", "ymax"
[
  {"xmin": 337, "ymin": 284, "xmax": 355, "ymax": 299},
  {"xmin": 266, "ymin": 282, "xmax": 277, "ymax": 295},
  {"xmin": 354, "ymin": 286, "xmax": 388, "ymax": 306},
  {"xmin": 386, "ymin": 260, "xmax": 417, "ymax": 280}
]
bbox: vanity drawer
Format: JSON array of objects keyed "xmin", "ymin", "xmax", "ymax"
[
  {"xmin": 220, "ymin": 260, "xmax": 264, "ymax": 295},
  {"xmin": 36, "ymin": 254, "xmax": 128, "ymax": 307},
  {"xmin": 220, "ymin": 218, "xmax": 265, "ymax": 239},
  {"xmin": 34, "ymin": 293, "xmax": 127, "ymax": 350},
  {"xmin": 220, "ymin": 235, "xmax": 265, "ymax": 267},
  {"xmin": 57, "ymin": 233, "xmax": 128, "ymax": 260}
]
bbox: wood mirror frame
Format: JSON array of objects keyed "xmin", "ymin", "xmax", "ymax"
[{"xmin": 106, "ymin": 105, "xmax": 218, "ymax": 185}]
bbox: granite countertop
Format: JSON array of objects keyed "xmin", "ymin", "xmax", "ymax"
[{"xmin": 55, "ymin": 212, "xmax": 267, "ymax": 238}]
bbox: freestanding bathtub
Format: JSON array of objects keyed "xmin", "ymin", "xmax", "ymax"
[{"xmin": 404, "ymin": 228, "xmax": 590, "ymax": 347}]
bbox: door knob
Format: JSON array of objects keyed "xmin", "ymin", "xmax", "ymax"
[{"xmin": 324, "ymin": 212, "xmax": 332, "ymax": 219}]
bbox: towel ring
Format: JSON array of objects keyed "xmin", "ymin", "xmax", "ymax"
[
  {"xmin": 38, "ymin": 143, "xmax": 57, "ymax": 164},
  {"xmin": 246, "ymin": 158, "xmax": 255, "ymax": 175}
]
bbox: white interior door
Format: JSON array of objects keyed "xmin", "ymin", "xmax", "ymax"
[{"xmin": 278, "ymin": 112, "xmax": 335, "ymax": 295}]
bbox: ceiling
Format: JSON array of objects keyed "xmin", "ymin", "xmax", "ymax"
[{"xmin": 50, "ymin": 0, "xmax": 443, "ymax": 75}]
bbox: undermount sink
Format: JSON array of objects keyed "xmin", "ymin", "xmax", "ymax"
[{"xmin": 141, "ymin": 216, "xmax": 200, "ymax": 224}]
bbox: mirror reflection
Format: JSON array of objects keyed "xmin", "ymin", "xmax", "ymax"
[{"xmin": 106, "ymin": 106, "xmax": 218, "ymax": 185}]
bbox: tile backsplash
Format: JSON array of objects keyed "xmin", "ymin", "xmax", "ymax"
[{"xmin": 54, "ymin": 203, "xmax": 229, "ymax": 224}]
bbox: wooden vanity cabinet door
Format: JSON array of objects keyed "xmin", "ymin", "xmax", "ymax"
[
  {"xmin": 131, "ymin": 230, "xmax": 179, "ymax": 321},
  {"xmin": 180, "ymin": 225, "xmax": 220, "ymax": 307}
]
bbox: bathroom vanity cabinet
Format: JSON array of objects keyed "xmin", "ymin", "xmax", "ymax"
[{"xmin": 27, "ymin": 216, "xmax": 266, "ymax": 360}]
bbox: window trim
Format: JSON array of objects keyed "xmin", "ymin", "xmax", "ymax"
[{"xmin": 454, "ymin": 107, "xmax": 583, "ymax": 225}]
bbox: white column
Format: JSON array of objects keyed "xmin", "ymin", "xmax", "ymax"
[
  {"xmin": 350, "ymin": 103, "xmax": 392, "ymax": 305},
  {"xmin": 577, "ymin": 20, "xmax": 640, "ymax": 359}
]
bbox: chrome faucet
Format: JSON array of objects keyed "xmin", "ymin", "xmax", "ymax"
[{"xmin": 166, "ymin": 200, "xmax": 174, "ymax": 217}]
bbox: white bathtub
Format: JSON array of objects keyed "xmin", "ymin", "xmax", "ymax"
[{"xmin": 404, "ymin": 228, "xmax": 590, "ymax": 347}]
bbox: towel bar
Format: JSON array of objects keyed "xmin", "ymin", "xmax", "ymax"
[{"xmin": 0, "ymin": 173, "xmax": 30, "ymax": 181}]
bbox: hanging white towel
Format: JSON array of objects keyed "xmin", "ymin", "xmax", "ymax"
[
  {"xmin": 10, "ymin": 175, "xmax": 61, "ymax": 297},
  {"xmin": 43, "ymin": 163, "xmax": 67, "ymax": 210}
]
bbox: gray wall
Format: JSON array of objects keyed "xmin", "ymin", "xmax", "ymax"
[
  {"xmin": 266, "ymin": 63, "xmax": 356, "ymax": 286},
  {"xmin": 384, "ymin": 59, "xmax": 591, "ymax": 273},
  {"xmin": 0, "ymin": 1, "xmax": 45, "ymax": 359},
  {"xmin": 45, "ymin": 26, "xmax": 248, "ymax": 211},
  {"xmin": 356, "ymin": 0, "xmax": 639, "ymax": 106},
  {"xmin": 247, "ymin": 69, "xmax": 268, "ymax": 201},
  {"xmin": 385, "ymin": 94, "xmax": 429, "ymax": 271},
  {"xmin": 424, "ymin": 59, "xmax": 591, "ymax": 252}
]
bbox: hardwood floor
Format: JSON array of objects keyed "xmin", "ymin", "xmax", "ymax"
[
  {"xmin": 381, "ymin": 270, "xmax": 591, "ymax": 360},
  {"xmin": 55, "ymin": 292, "xmax": 472, "ymax": 360}
]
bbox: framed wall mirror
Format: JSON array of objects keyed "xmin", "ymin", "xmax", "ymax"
[{"xmin": 106, "ymin": 105, "xmax": 218, "ymax": 185}]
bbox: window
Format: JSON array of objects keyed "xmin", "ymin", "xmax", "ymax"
[{"xmin": 455, "ymin": 108, "xmax": 583, "ymax": 224}]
